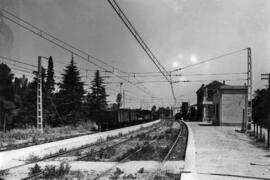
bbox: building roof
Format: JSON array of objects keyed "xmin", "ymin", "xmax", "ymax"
[
  {"xmin": 196, "ymin": 81, "xmax": 224, "ymax": 94},
  {"xmin": 219, "ymin": 85, "xmax": 247, "ymax": 90}
]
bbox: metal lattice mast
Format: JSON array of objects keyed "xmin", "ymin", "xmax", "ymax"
[
  {"xmin": 247, "ymin": 47, "xmax": 252, "ymax": 130},
  {"xmin": 37, "ymin": 56, "xmax": 43, "ymax": 132}
]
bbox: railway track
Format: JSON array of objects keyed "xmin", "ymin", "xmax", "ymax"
[
  {"xmin": 93, "ymin": 136, "xmax": 161, "ymax": 180},
  {"xmin": 92, "ymin": 120, "xmax": 184, "ymax": 180},
  {"xmin": 149, "ymin": 120, "xmax": 187, "ymax": 180},
  {"xmin": 2, "ymin": 120, "xmax": 164, "ymax": 180}
]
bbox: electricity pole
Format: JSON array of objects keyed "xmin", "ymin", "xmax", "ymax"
[
  {"xmin": 246, "ymin": 48, "xmax": 252, "ymax": 130},
  {"xmin": 37, "ymin": 56, "xmax": 49, "ymax": 133},
  {"xmin": 37, "ymin": 56, "xmax": 43, "ymax": 132}
]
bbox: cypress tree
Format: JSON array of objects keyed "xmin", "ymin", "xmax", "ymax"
[
  {"xmin": 46, "ymin": 56, "xmax": 55, "ymax": 95},
  {"xmin": 58, "ymin": 57, "xmax": 85, "ymax": 124},
  {"xmin": 88, "ymin": 70, "xmax": 107, "ymax": 111}
]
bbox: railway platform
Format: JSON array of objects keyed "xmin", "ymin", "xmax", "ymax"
[
  {"xmin": 182, "ymin": 122, "xmax": 270, "ymax": 180},
  {"xmin": 0, "ymin": 120, "xmax": 160, "ymax": 171}
]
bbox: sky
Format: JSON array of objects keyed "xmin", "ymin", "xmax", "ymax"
[{"xmin": 0, "ymin": 0, "xmax": 270, "ymax": 108}]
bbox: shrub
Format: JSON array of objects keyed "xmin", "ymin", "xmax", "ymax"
[
  {"xmin": 74, "ymin": 150, "xmax": 82, "ymax": 156},
  {"xmin": 125, "ymin": 174, "xmax": 135, "ymax": 179},
  {"xmin": 0, "ymin": 169, "xmax": 9, "ymax": 176},
  {"xmin": 26, "ymin": 154, "xmax": 40, "ymax": 163},
  {"xmin": 43, "ymin": 162, "xmax": 70, "ymax": 179},
  {"xmin": 110, "ymin": 168, "xmax": 124, "ymax": 179},
  {"xmin": 28, "ymin": 164, "xmax": 42, "ymax": 176},
  {"xmin": 58, "ymin": 148, "xmax": 67, "ymax": 154},
  {"xmin": 43, "ymin": 165, "xmax": 56, "ymax": 179},
  {"xmin": 138, "ymin": 168, "xmax": 144, "ymax": 173}
]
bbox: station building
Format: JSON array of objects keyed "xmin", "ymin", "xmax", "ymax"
[
  {"xmin": 196, "ymin": 81, "xmax": 224, "ymax": 122},
  {"xmin": 212, "ymin": 85, "xmax": 248, "ymax": 126}
]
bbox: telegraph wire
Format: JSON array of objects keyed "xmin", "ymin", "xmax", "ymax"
[
  {"xmin": 107, "ymin": 0, "xmax": 176, "ymax": 103},
  {"xmin": 0, "ymin": 9, "xmax": 155, "ymax": 97},
  {"xmin": 105, "ymin": 78, "xmax": 247, "ymax": 84},
  {"xmin": 0, "ymin": 55, "xmax": 37, "ymax": 68},
  {"xmin": 107, "ymin": 0, "xmax": 170, "ymax": 79},
  {"xmin": 172, "ymin": 48, "xmax": 247, "ymax": 72},
  {"xmin": 112, "ymin": 72, "xmax": 246, "ymax": 78},
  {"xmin": 0, "ymin": 7, "xmax": 128, "ymax": 75}
]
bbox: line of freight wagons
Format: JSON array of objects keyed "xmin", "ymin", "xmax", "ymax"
[{"xmin": 92, "ymin": 109, "xmax": 159, "ymax": 130}]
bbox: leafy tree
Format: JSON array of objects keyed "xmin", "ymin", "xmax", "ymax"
[
  {"xmin": 0, "ymin": 63, "xmax": 15, "ymax": 131},
  {"xmin": 57, "ymin": 58, "xmax": 85, "ymax": 125},
  {"xmin": 46, "ymin": 56, "xmax": 55, "ymax": 95},
  {"xmin": 252, "ymin": 89, "xmax": 270, "ymax": 128},
  {"xmin": 88, "ymin": 70, "xmax": 107, "ymax": 111}
]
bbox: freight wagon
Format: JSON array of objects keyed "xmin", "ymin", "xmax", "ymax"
[{"xmin": 92, "ymin": 109, "xmax": 156, "ymax": 131}]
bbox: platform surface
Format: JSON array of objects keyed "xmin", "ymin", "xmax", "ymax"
[{"xmin": 182, "ymin": 122, "xmax": 270, "ymax": 180}]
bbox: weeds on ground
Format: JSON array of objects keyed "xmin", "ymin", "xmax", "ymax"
[
  {"xmin": 28, "ymin": 162, "xmax": 71, "ymax": 179},
  {"xmin": 123, "ymin": 174, "xmax": 136, "ymax": 179},
  {"xmin": 110, "ymin": 168, "xmax": 124, "ymax": 180},
  {"xmin": 138, "ymin": 168, "xmax": 144, "ymax": 173},
  {"xmin": 0, "ymin": 128, "xmax": 42, "ymax": 142},
  {"xmin": 0, "ymin": 169, "xmax": 9, "ymax": 176},
  {"xmin": 28, "ymin": 164, "xmax": 42, "ymax": 175},
  {"xmin": 96, "ymin": 137, "xmax": 105, "ymax": 144},
  {"xmin": 26, "ymin": 154, "xmax": 40, "ymax": 163},
  {"xmin": 43, "ymin": 162, "xmax": 71, "ymax": 179},
  {"xmin": 98, "ymin": 147, "xmax": 116, "ymax": 159},
  {"xmin": 118, "ymin": 132, "xmax": 123, "ymax": 137},
  {"xmin": 58, "ymin": 148, "xmax": 67, "ymax": 154},
  {"xmin": 67, "ymin": 170, "xmax": 85, "ymax": 179},
  {"xmin": 74, "ymin": 150, "xmax": 82, "ymax": 156},
  {"xmin": 0, "ymin": 122, "xmax": 96, "ymax": 148}
]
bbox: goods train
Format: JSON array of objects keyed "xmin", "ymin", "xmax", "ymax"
[{"xmin": 92, "ymin": 109, "xmax": 159, "ymax": 130}]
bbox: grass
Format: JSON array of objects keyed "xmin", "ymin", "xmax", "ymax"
[
  {"xmin": 25, "ymin": 154, "xmax": 40, "ymax": 163},
  {"xmin": 28, "ymin": 164, "xmax": 42, "ymax": 175},
  {"xmin": 0, "ymin": 169, "xmax": 9, "ymax": 176},
  {"xmin": 110, "ymin": 168, "xmax": 124, "ymax": 180},
  {"xmin": 0, "ymin": 121, "xmax": 97, "ymax": 150},
  {"xmin": 28, "ymin": 162, "xmax": 71, "ymax": 179}
]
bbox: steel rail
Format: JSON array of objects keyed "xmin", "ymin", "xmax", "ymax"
[
  {"xmin": 15, "ymin": 121, "xmax": 163, "ymax": 180},
  {"xmin": 149, "ymin": 121, "xmax": 184, "ymax": 180}
]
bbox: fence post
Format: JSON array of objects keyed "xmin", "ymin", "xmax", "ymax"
[{"xmin": 268, "ymin": 128, "xmax": 270, "ymax": 147}]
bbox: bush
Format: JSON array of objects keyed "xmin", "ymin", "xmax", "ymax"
[
  {"xmin": 26, "ymin": 154, "xmax": 40, "ymax": 163},
  {"xmin": 0, "ymin": 169, "xmax": 9, "ymax": 176},
  {"xmin": 43, "ymin": 162, "xmax": 70, "ymax": 179},
  {"xmin": 28, "ymin": 164, "xmax": 42, "ymax": 176},
  {"xmin": 138, "ymin": 168, "xmax": 144, "ymax": 173},
  {"xmin": 58, "ymin": 148, "xmax": 67, "ymax": 154},
  {"xmin": 43, "ymin": 165, "xmax": 56, "ymax": 179},
  {"xmin": 110, "ymin": 168, "xmax": 124, "ymax": 179}
]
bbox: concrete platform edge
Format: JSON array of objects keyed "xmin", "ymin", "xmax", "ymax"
[{"xmin": 181, "ymin": 121, "xmax": 198, "ymax": 180}]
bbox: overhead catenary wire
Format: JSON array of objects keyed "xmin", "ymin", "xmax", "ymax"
[
  {"xmin": 7, "ymin": 63, "xmax": 147, "ymax": 105},
  {"xmin": 0, "ymin": 56, "xmax": 150, "ymax": 100},
  {"xmin": 0, "ymin": 55, "xmax": 37, "ymax": 68},
  {"xmin": 104, "ymin": 78, "xmax": 247, "ymax": 84},
  {"xmin": 0, "ymin": 7, "xmax": 127, "ymax": 75},
  {"xmin": 0, "ymin": 8, "xmax": 155, "ymax": 98},
  {"xmin": 172, "ymin": 48, "xmax": 247, "ymax": 72},
  {"xmin": 107, "ymin": 0, "xmax": 176, "ymax": 104},
  {"xmin": 111, "ymin": 72, "xmax": 247, "ymax": 78}
]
